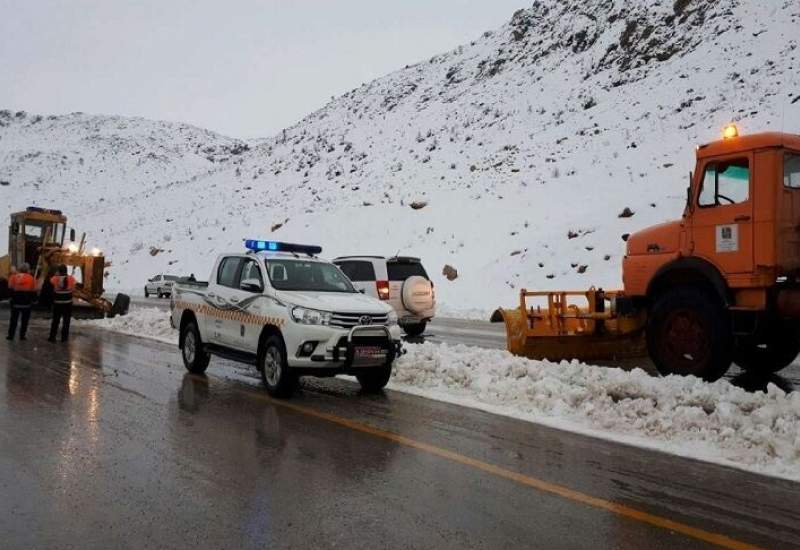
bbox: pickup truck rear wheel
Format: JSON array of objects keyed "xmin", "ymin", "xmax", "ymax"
[
  {"xmin": 647, "ymin": 288, "xmax": 732, "ymax": 381},
  {"xmin": 734, "ymin": 324, "xmax": 800, "ymax": 374},
  {"xmin": 144, "ymin": 287, "xmax": 149, "ymax": 298},
  {"xmin": 356, "ymin": 363, "xmax": 393, "ymax": 393},
  {"xmin": 259, "ymin": 335, "xmax": 298, "ymax": 398},
  {"xmin": 181, "ymin": 320, "xmax": 210, "ymax": 374}
]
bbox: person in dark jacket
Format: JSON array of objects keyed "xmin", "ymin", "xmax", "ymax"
[
  {"xmin": 7, "ymin": 263, "xmax": 36, "ymax": 341},
  {"xmin": 49, "ymin": 265, "xmax": 76, "ymax": 343}
]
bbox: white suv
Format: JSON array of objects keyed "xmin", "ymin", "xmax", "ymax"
[
  {"xmin": 333, "ymin": 256, "xmax": 435, "ymax": 336},
  {"xmin": 145, "ymin": 274, "xmax": 179, "ymax": 298}
]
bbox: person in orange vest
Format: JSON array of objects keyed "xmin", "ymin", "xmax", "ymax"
[
  {"xmin": 49, "ymin": 264, "xmax": 76, "ymax": 343},
  {"xmin": 6, "ymin": 263, "xmax": 36, "ymax": 341}
]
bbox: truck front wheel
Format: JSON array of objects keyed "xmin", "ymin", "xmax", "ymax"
[
  {"xmin": 734, "ymin": 324, "xmax": 800, "ymax": 374},
  {"xmin": 259, "ymin": 335, "xmax": 298, "ymax": 398},
  {"xmin": 647, "ymin": 288, "xmax": 732, "ymax": 381},
  {"xmin": 181, "ymin": 320, "xmax": 210, "ymax": 374}
]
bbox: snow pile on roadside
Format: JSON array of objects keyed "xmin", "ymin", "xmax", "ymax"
[
  {"xmin": 79, "ymin": 307, "xmax": 177, "ymax": 345},
  {"xmin": 82, "ymin": 308, "xmax": 800, "ymax": 479},
  {"xmin": 392, "ymin": 343, "xmax": 800, "ymax": 480}
]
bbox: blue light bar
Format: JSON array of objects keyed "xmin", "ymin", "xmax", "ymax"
[{"xmin": 244, "ymin": 240, "xmax": 322, "ymax": 255}]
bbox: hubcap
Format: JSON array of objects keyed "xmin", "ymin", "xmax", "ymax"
[
  {"xmin": 263, "ymin": 346, "xmax": 282, "ymax": 386},
  {"xmin": 184, "ymin": 330, "xmax": 196, "ymax": 364},
  {"xmin": 660, "ymin": 308, "xmax": 710, "ymax": 373}
]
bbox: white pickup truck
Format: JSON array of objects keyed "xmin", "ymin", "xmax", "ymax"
[{"xmin": 170, "ymin": 241, "xmax": 403, "ymax": 397}]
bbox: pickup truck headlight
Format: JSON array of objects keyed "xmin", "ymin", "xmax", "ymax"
[
  {"xmin": 291, "ymin": 306, "xmax": 332, "ymax": 326},
  {"xmin": 387, "ymin": 310, "xmax": 398, "ymax": 325}
]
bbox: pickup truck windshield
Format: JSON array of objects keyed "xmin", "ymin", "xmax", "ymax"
[{"xmin": 266, "ymin": 260, "xmax": 356, "ymax": 293}]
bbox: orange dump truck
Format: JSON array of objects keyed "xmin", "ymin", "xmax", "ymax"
[{"xmin": 493, "ymin": 127, "xmax": 800, "ymax": 380}]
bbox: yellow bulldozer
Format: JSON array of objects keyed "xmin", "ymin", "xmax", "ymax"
[{"xmin": 0, "ymin": 206, "xmax": 130, "ymax": 318}]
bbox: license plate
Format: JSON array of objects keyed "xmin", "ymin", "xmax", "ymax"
[
  {"xmin": 353, "ymin": 346, "xmax": 387, "ymax": 365},
  {"xmin": 355, "ymin": 346, "xmax": 386, "ymax": 359}
]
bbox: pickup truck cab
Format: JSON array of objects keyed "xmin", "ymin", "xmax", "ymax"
[{"xmin": 170, "ymin": 241, "xmax": 402, "ymax": 397}]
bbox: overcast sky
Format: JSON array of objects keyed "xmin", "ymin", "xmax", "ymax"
[{"xmin": 0, "ymin": 0, "xmax": 527, "ymax": 138}]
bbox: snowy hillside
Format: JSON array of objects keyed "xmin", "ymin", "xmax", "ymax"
[{"xmin": 2, "ymin": 0, "xmax": 799, "ymax": 314}]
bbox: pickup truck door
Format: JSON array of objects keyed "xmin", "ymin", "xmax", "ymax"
[
  {"xmin": 207, "ymin": 257, "xmax": 244, "ymax": 346},
  {"xmin": 225, "ymin": 258, "xmax": 266, "ymax": 352}
]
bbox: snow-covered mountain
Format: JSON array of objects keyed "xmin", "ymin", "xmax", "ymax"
[{"xmin": 2, "ymin": 0, "xmax": 799, "ymax": 313}]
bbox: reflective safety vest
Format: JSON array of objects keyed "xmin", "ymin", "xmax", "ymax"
[
  {"xmin": 9, "ymin": 273, "xmax": 36, "ymax": 308},
  {"xmin": 50, "ymin": 274, "xmax": 76, "ymax": 305}
]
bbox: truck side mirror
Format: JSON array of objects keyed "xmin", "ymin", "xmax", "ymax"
[
  {"xmin": 70, "ymin": 228, "xmax": 76, "ymax": 241},
  {"xmin": 240, "ymin": 279, "xmax": 263, "ymax": 293}
]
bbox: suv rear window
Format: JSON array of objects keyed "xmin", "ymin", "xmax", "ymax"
[
  {"xmin": 387, "ymin": 261, "xmax": 428, "ymax": 281},
  {"xmin": 336, "ymin": 261, "xmax": 376, "ymax": 282}
]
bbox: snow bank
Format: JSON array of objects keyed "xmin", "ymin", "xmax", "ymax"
[
  {"xmin": 78, "ymin": 307, "xmax": 177, "ymax": 345},
  {"xmin": 83, "ymin": 308, "xmax": 800, "ymax": 480},
  {"xmin": 392, "ymin": 343, "xmax": 800, "ymax": 480}
]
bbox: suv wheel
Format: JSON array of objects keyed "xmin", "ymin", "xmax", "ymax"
[
  {"xmin": 144, "ymin": 287, "xmax": 149, "ymax": 298},
  {"xmin": 181, "ymin": 320, "xmax": 210, "ymax": 374},
  {"xmin": 402, "ymin": 322, "xmax": 427, "ymax": 337},
  {"xmin": 259, "ymin": 335, "xmax": 298, "ymax": 398},
  {"xmin": 356, "ymin": 363, "xmax": 393, "ymax": 393}
]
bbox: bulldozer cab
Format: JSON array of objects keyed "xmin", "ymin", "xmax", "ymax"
[{"xmin": 8, "ymin": 207, "xmax": 69, "ymax": 273}]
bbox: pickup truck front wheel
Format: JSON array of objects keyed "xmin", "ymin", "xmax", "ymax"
[
  {"xmin": 356, "ymin": 363, "xmax": 393, "ymax": 393},
  {"xmin": 181, "ymin": 320, "xmax": 210, "ymax": 374},
  {"xmin": 259, "ymin": 335, "xmax": 298, "ymax": 398}
]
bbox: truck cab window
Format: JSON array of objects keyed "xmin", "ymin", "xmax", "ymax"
[
  {"xmin": 698, "ymin": 158, "xmax": 749, "ymax": 207},
  {"xmin": 217, "ymin": 257, "xmax": 242, "ymax": 288},
  {"xmin": 785, "ymin": 153, "xmax": 800, "ymax": 189}
]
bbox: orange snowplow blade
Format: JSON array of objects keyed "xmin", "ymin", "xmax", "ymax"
[{"xmin": 491, "ymin": 288, "xmax": 647, "ymax": 362}]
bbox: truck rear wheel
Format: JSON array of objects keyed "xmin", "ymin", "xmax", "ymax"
[
  {"xmin": 734, "ymin": 324, "xmax": 800, "ymax": 374},
  {"xmin": 259, "ymin": 335, "xmax": 298, "ymax": 398},
  {"xmin": 647, "ymin": 288, "xmax": 732, "ymax": 381},
  {"xmin": 181, "ymin": 320, "xmax": 210, "ymax": 374},
  {"xmin": 356, "ymin": 363, "xmax": 393, "ymax": 393}
]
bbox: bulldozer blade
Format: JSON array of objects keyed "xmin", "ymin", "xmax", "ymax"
[{"xmin": 494, "ymin": 306, "xmax": 647, "ymax": 362}]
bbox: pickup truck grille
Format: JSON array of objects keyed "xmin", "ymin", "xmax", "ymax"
[{"xmin": 330, "ymin": 312, "xmax": 389, "ymax": 329}]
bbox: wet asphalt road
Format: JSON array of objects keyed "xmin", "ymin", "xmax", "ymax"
[{"xmin": 1, "ymin": 315, "xmax": 800, "ymax": 549}]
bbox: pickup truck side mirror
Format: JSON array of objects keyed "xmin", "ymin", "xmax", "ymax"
[{"xmin": 240, "ymin": 279, "xmax": 264, "ymax": 293}]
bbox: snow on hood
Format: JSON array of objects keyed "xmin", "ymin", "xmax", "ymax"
[{"xmin": 274, "ymin": 289, "xmax": 392, "ymax": 314}]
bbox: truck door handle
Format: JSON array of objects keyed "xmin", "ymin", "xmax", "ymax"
[
  {"xmin": 230, "ymin": 297, "xmax": 239, "ymax": 303},
  {"xmin": 734, "ymin": 215, "xmax": 751, "ymax": 222},
  {"xmin": 208, "ymin": 292, "xmax": 215, "ymax": 298}
]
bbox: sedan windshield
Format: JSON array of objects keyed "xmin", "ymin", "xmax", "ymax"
[{"xmin": 265, "ymin": 259, "xmax": 355, "ymax": 293}]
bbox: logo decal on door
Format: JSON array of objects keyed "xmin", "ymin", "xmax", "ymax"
[{"xmin": 716, "ymin": 224, "xmax": 739, "ymax": 253}]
